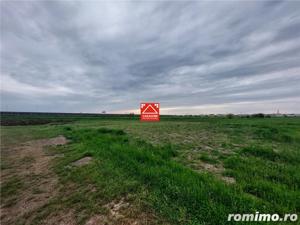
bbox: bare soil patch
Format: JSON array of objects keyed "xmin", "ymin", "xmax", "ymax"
[
  {"xmin": 72, "ymin": 157, "xmax": 93, "ymax": 167},
  {"xmin": 0, "ymin": 136, "xmax": 67, "ymax": 225},
  {"xmin": 42, "ymin": 210, "xmax": 77, "ymax": 225},
  {"xmin": 85, "ymin": 197, "xmax": 161, "ymax": 225},
  {"xmin": 194, "ymin": 162, "xmax": 236, "ymax": 184}
]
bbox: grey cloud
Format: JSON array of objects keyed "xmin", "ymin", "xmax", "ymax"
[{"xmin": 1, "ymin": 0, "xmax": 300, "ymax": 114}]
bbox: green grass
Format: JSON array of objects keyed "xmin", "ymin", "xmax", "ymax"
[
  {"xmin": 50, "ymin": 128, "xmax": 269, "ymax": 224},
  {"xmin": 199, "ymin": 152, "xmax": 219, "ymax": 164},
  {"xmin": 1, "ymin": 116, "xmax": 299, "ymax": 224}
]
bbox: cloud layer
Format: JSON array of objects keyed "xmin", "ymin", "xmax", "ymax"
[{"xmin": 1, "ymin": 1, "xmax": 300, "ymax": 114}]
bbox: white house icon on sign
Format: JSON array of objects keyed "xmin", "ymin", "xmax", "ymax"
[{"xmin": 142, "ymin": 104, "xmax": 158, "ymax": 114}]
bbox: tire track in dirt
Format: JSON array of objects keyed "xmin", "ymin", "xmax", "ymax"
[{"xmin": 1, "ymin": 136, "xmax": 68, "ymax": 225}]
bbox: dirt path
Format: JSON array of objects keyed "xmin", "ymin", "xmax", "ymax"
[
  {"xmin": 1, "ymin": 136, "xmax": 162, "ymax": 225},
  {"xmin": 1, "ymin": 136, "xmax": 68, "ymax": 225}
]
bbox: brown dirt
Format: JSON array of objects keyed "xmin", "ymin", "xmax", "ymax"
[
  {"xmin": 105, "ymin": 198, "xmax": 130, "ymax": 220},
  {"xmin": 42, "ymin": 210, "xmax": 77, "ymax": 225},
  {"xmin": 0, "ymin": 136, "xmax": 68, "ymax": 225},
  {"xmin": 200, "ymin": 162, "xmax": 224, "ymax": 173},
  {"xmin": 194, "ymin": 162, "xmax": 236, "ymax": 184},
  {"xmin": 85, "ymin": 197, "xmax": 161, "ymax": 225},
  {"xmin": 85, "ymin": 215, "xmax": 107, "ymax": 225},
  {"xmin": 72, "ymin": 157, "xmax": 93, "ymax": 167},
  {"xmin": 221, "ymin": 176, "xmax": 236, "ymax": 184}
]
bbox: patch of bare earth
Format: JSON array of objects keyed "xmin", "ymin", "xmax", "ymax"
[
  {"xmin": 72, "ymin": 157, "xmax": 93, "ymax": 167},
  {"xmin": 183, "ymin": 143, "xmax": 236, "ymax": 184},
  {"xmin": 42, "ymin": 210, "xmax": 77, "ymax": 225},
  {"xmin": 0, "ymin": 136, "xmax": 68, "ymax": 225},
  {"xmin": 197, "ymin": 162, "xmax": 235, "ymax": 184},
  {"xmin": 85, "ymin": 197, "xmax": 161, "ymax": 225},
  {"xmin": 186, "ymin": 148, "xmax": 235, "ymax": 184}
]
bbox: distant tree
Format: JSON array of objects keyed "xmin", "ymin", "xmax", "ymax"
[
  {"xmin": 252, "ymin": 113, "xmax": 265, "ymax": 118},
  {"xmin": 227, "ymin": 114, "xmax": 234, "ymax": 119}
]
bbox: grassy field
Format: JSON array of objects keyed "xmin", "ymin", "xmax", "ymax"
[{"xmin": 1, "ymin": 115, "xmax": 299, "ymax": 224}]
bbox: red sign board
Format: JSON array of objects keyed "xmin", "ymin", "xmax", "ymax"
[{"xmin": 140, "ymin": 103, "xmax": 160, "ymax": 121}]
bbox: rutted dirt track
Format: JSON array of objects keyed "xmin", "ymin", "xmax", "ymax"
[
  {"xmin": 1, "ymin": 136, "xmax": 160, "ymax": 225},
  {"xmin": 1, "ymin": 136, "xmax": 68, "ymax": 225}
]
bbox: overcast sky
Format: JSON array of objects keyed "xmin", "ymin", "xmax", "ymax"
[{"xmin": 1, "ymin": 1, "xmax": 300, "ymax": 114}]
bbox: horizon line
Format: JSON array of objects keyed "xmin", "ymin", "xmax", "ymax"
[{"xmin": 1, "ymin": 111, "xmax": 300, "ymax": 116}]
